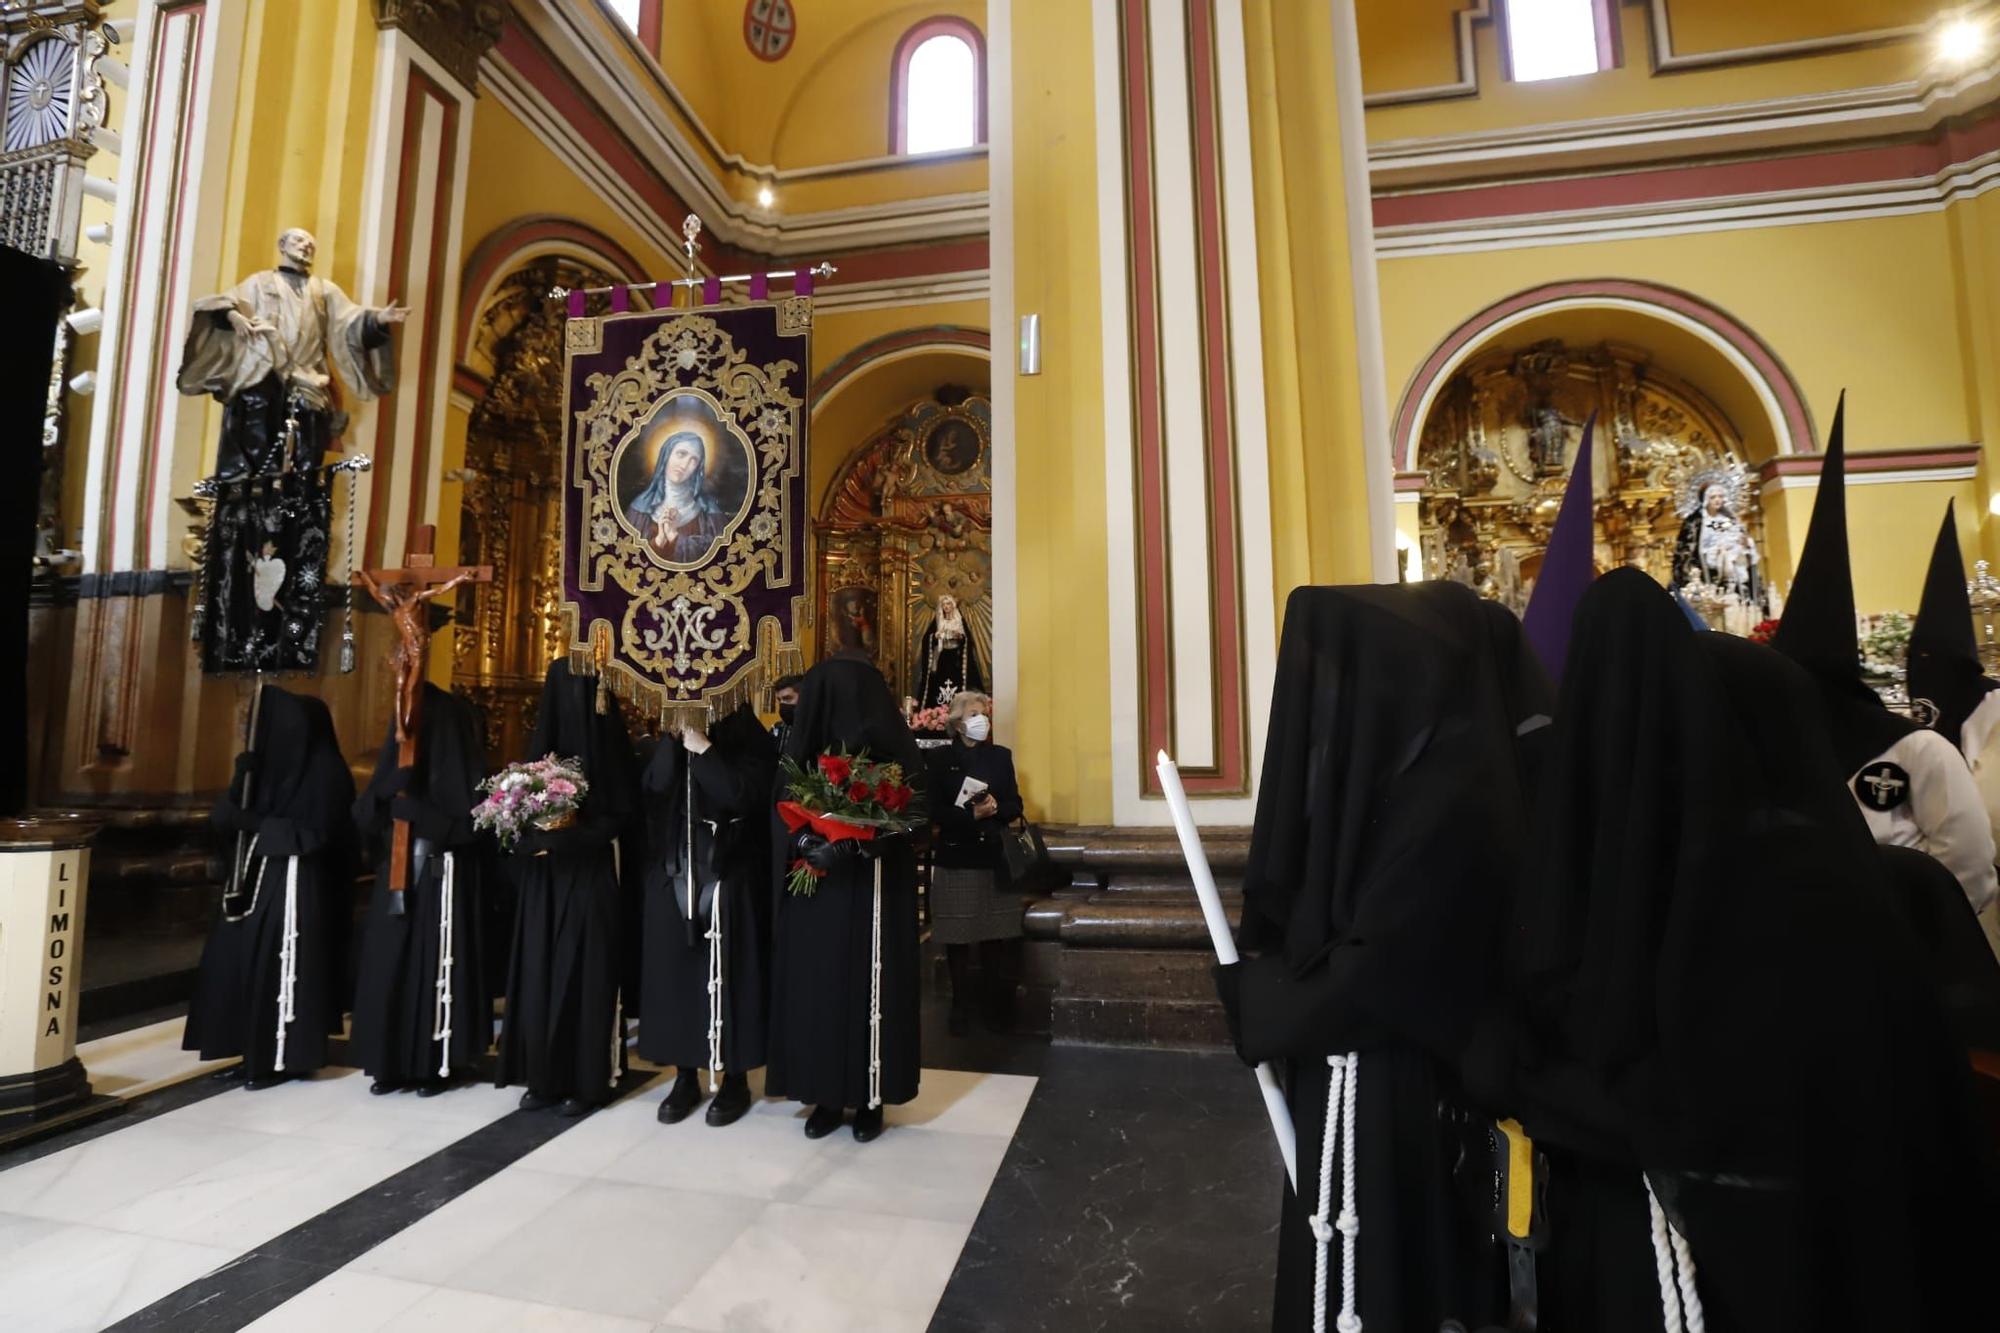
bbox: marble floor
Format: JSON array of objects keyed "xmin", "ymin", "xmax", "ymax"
[{"xmin": 3, "ymin": 1008, "xmax": 1282, "ymax": 1331}]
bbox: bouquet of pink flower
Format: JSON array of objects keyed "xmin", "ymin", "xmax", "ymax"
[
  {"xmin": 472, "ymin": 754, "xmax": 590, "ymax": 853},
  {"xmin": 908, "ymin": 704, "xmax": 951, "ymax": 735}
]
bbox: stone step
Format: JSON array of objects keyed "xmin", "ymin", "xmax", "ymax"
[{"xmin": 1039, "ymin": 824, "xmax": 1253, "ymax": 877}]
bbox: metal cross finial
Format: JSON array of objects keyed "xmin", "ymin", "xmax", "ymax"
[{"xmin": 681, "ymin": 214, "xmax": 702, "ymax": 276}]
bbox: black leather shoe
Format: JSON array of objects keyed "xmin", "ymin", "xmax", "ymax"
[
  {"xmin": 704, "ymin": 1073, "xmax": 752, "ymax": 1127},
  {"xmin": 657, "ymin": 1071, "xmax": 703, "ymax": 1124},
  {"xmin": 416, "ymin": 1080, "xmax": 450, "ymax": 1098},
  {"xmin": 803, "ymin": 1105, "xmax": 844, "ymax": 1139},
  {"xmin": 244, "ymin": 1072, "xmax": 296, "ymax": 1091},
  {"xmin": 557, "ymin": 1097, "xmax": 597, "ymax": 1118},
  {"xmin": 369, "ymin": 1079, "xmax": 400, "ymax": 1096},
  {"xmin": 212, "ymin": 1064, "xmax": 245, "ymax": 1083},
  {"xmin": 518, "ymin": 1089, "xmax": 558, "ymax": 1112},
  {"xmin": 852, "ymin": 1105, "xmax": 886, "ymax": 1143}
]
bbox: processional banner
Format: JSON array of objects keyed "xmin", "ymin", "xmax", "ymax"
[{"xmin": 559, "ymin": 298, "xmax": 811, "ymax": 723}]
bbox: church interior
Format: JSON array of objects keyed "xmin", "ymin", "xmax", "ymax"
[{"xmin": 6, "ymin": 1, "xmax": 2000, "ymax": 1329}]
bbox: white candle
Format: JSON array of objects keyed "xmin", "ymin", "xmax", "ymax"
[{"xmin": 1157, "ymin": 750, "xmax": 1299, "ymax": 1189}]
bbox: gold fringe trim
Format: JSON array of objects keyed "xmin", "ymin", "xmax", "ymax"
[{"xmin": 562, "ymin": 623, "xmax": 808, "ymax": 736}]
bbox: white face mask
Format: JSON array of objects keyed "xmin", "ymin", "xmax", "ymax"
[{"xmin": 962, "ymin": 714, "xmax": 991, "ymax": 743}]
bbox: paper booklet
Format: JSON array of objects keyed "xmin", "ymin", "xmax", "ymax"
[{"xmin": 955, "ymin": 775, "xmax": 990, "ymax": 809}]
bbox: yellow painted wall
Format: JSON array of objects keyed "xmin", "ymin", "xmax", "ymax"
[
  {"xmin": 1246, "ymin": 0, "xmax": 1381, "ymax": 597},
  {"xmin": 1660, "ymin": 0, "xmax": 1932, "ymax": 55},
  {"xmin": 1006, "ymin": 0, "xmax": 1110, "ymax": 826},
  {"xmin": 1363, "ymin": 2, "xmax": 1936, "ymax": 141}
]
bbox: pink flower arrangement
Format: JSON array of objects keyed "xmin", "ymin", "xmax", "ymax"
[
  {"xmin": 472, "ymin": 754, "xmax": 591, "ymax": 853},
  {"xmin": 908, "ymin": 704, "xmax": 950, "ymax": 734}
]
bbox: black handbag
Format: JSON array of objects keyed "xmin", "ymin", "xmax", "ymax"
[{"xmin": 1001, "ymin": 817, "xmax": 1045, "ymax": 883}]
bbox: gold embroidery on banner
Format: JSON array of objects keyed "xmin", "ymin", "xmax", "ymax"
[
  {"xmin": 564, "ymin": 317, "xmax": 602, "ymax": 355},
  {"xmin": 778, "ymin": 296, "xmax": 813, "ymax": 335},
  {"xmin": 567, "ymin": 312, "xmax": 803, "ymax": 708}
]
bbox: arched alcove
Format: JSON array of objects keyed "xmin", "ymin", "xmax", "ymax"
[{"xmin": 1401, "ymin": 285, "xmax": 1796, "ymax": 626}]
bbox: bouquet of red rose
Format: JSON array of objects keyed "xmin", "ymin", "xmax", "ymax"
[
  {"xmin": 1748, "ymin": 617, "xmax": 1781, "ymax": 645},
  {"xmin": 777, "ymin": 748, "xmax": 920, "ymax": 895}
]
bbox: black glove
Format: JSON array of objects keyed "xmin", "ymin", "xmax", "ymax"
[
  {"xmin": 233, "ymin": 752, "xmax": 260, "ymax": 780},
  {"xmin": 227, "ymin": 752, "xmax": 259, "ymax": 804},
  {"xmin": 797, "ymin": 831, "xmax": 866, "ymax": 873},
  {"xmin": 1212, "ymin": 962, "xmax": 1251, "ymax": 1067}
]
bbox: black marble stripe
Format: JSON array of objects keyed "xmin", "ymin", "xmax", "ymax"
[
  {"xmin": 102, "ymin": 1069, "xmax": 657, "ymax": 1333},
  {"xmin": 928, "ymin": 1046, "xmax": 1281, "ymax": 1333}
]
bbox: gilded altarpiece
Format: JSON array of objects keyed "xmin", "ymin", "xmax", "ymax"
[
  {"xmin": 1415, "ymin": 340, "xmax": 1761, "ymax": 616},
  {"xmin": 818, "ymin": 393, "xmax": 992, "ymax": 706},
  {"xmin": 453, "ymin": 258, "xmax": 616, "ymax": 760}
]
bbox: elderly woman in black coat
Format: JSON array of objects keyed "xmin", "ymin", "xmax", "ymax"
[{"xmin": 924, "ymin": 691, "xmax": 1025, "ymax": 1033}]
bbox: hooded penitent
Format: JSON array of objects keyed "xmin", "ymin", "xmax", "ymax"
[
  {"xmin": 1232, "ymin": 580, "xmax": 1552, "ymax": 1332},
  {"xmin": 1470, "ymin": 569, "xmax": 1997, "ymax": 1331},
  {"xmin": 765, "ymin": 657, "xmax": 930, "ymax": 1111},
  {"xmin": 186, "ymin": 686, "xmax": 356, "ymax": 1075},
  {"xmin": 1770, "ymin": 392, "xmax": 1916, "ymax": 771},
  {"xmin": 1521, "ymin": 412, "xmax": 1597, "ymax": 681},
  {"xmin": 1908, "ymin": 499, "xmax": 1998, "ymax": 750},
  {"xmin": 350, "ymin": 683, "xmax": 493, "ymax": 1085},
  {"xmin": 497, "ymin": 660, "xmax": 638, "ymax": 1104},
  {"xmin": 636, "ymin": 705, "xmax": 777, "ymax": 1073}
]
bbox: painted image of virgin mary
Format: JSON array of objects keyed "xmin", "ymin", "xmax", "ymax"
[{"xmin": 625, "ymin": 431, "xmax": 727, "ymax": 564}]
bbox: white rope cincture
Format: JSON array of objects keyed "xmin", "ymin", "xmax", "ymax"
[
  {"xmin": 1308, "ymin": 1053, "xmax": 1363, "ymax": 1333},
  {"xmin": 609, "ymin": 985, "xmax": 624, "ymax": 1092},
  {"xmin": 1645, "ymin": 1175, "xmax": 1705, "ymax": 1333},
  {"xmin": 706, "ymin": 868, "xmax": 726, "ymax": 1075},
  {"xmin": 431, "ymin": 852, "xmax": 457, "ymax": 1079},
  {"xmin": 273, "ymin": 856, "xmax": 300, "ymax": 1071},
  {"xmin": 867, "ymin": 858, "xmax": 883, "ymax": 1111}
]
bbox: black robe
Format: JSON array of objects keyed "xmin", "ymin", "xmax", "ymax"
[
  {"xmin": 1470, "ymin": 570, "xmax": 1998, "ymax": 1332},
  {"xmin": 766, "ymin": 657, "xmax": 929, "ymax": 1109},
  {"xmin": 636, "ymin": 707, "xmax": 777, "ymax": 1072},
  {"xmin": 350, "ymin": 683, "xmax": 493, "ymax": 1083},
  {"xmin": 1233, "ymin": 582, "xmax": 1551, "ymax": 1333},
  {"xmin": 913, "ymin": 625, "xmax": 985, "ymax": 711},
  {"xmin": 186, "ymin": 686, "xmax": 356, "ymax": 1076},
  {"xmin": 496, "ymin": 661, "xmax": 637, "ymax": 1102}
]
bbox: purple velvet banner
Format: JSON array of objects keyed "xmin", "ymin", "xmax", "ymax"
[{"xmin": 559, "ymin": 299, "xmax": 812, "ymax": 719}]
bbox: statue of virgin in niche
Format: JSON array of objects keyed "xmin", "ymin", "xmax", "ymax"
[{"xmin": 1672, "ymin": 465, "xmax": 1762, "ymax": 603}]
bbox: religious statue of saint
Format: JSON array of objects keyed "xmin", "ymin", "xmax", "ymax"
[
  {"xmin": 1527, "ymin": 399, "xmax": 1577, "ymax": 473},
  {"xmin": 914, "ymin": 593, "xmax": 986, "ymax": 709},
  {"xmin": 625, "ymin": 431, "xmax": 727, "ymax": 563},
  {"xmin": 1673, "ymin": 479, "xmax": 1762, "ymax": 602},
  {"xmin": 177, "ymin": 228, "xmax": 408, "ymax": 478}
]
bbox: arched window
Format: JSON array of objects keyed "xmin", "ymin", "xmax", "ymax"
[
  {"xmin": 604, "ymin": 0, "xmax": 661, "ymax": 50},
  {"xmin": 1503, "ymin": 0, "xmax": 1615, "ymax": 82},
  {"xmin": 891, "ymin": 18, "xmax": 985, "ymax": 156}
]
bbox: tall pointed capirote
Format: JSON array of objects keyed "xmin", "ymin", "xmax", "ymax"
[
  {"xmin": 1521, "ymin": 411, "xmax": 1598, "ymax": 679},
  {"xmin": 1771, "ymin": 391, "xmax": 1861, "ymax": 683},
  {"xmin": 1907, "ymin": 499, "xmax": 1996, "ymax": 746}
]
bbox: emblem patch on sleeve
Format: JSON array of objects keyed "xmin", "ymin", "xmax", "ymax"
[{"xmin": 1854, "ymin": 761, "xmax": 1912, "ymax": 812}]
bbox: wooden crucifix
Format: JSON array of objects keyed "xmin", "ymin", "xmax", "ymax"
[{"xmin": 353, "ymin": 524, "xmax": 492, "ymax": 913}]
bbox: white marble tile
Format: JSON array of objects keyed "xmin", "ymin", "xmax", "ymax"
[
  {"xmin": 184, "ymin": 1067, "xmax": 520, "ymax": 1152},
  {"xmin": 349, "ymin": 1167, "xmax": 584, "ymax": 1284},
  {"xmin": 433, "ymin": 1179, "xmax": 763, "ymax": 1321},
  {"xmin": 602, "ymin": 1107, "xmax": 859, "ymax": 1203},
  {"xmin": 75, "ymin": 1015, "xmax": 235, "ymax": 1100},
  {"xmin": 795, "ymin": 1126, "xmax": 1013, "ymax": 1224},
  {"xmin": 511, "ymin": 1081, "xmax": 671, "ymax": 1179},
  {"xmin": 242, "ymin": 1272, "xmax": 433, "ymax": 1332},
  {"xmin": 0, "ymin": 1116, "xmax": 250, "ymax": 1224},
  {"xmin": 663, "ymin": 1203, "xmax": 970, "ymax": 1333},
  {"xmin": 388, "ymin": 1288, "xmax": 655, "ymax": 1331},
  {"xmin": 101, "ymin": 1136, "xmax": 426, "ymax": 1249},
  {"xmin": 0, "ymin": 1219, "xmax": 234, "ymax": 1333},
  {"xmin": 889, "ymin": 1070, "xmax": 1038, "ymax": 1138}
]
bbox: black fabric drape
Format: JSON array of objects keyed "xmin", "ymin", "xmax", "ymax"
[
  {"xmin": 350, "ymin": 683, "xmax": 493, "ymax": 1082},
  {"xmin": 1469, "ymin": 569, "xmax": 1998, "ymax": 1332},
  {"xmin": 636, "ymin": 706, "xmax": 777, "ymax": 1071},
  {"xmin": 186, "ymin": 687, "xmax": 356, "ymax": 1074},
  {"xmin": 0, "ymin": 248, "xmax": 67, "ymax": 816},
  {"xmin": 1908, "ymin": 499, "xmax": 1998, "ymax": 748},
  {"xmin": 1234, "ymin": 581, "xmax": 1552, "ymax": 1333},
  {"xmin": 497, "ymin": 661, "xmax": 637, "ymax": 1101},
  {"xmin": 766, "ymin": 658, "xmax": 929, "ymax": 1109}
]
